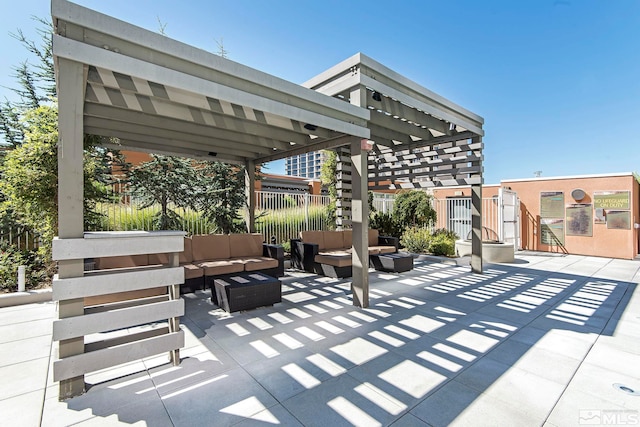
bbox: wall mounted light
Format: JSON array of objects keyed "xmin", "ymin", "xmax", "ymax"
[
  {"xmin": 372, "ymin": 91, "xmax": 382, "ymax": 102},
  {"xmin": 304, "ymin": 124, "xmax": 317, "ymax": 131}
]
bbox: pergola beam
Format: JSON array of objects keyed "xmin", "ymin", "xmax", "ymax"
[
  {"xmin": 256, "ymin": 134, "xmax": 355, "ymax": 164},
  {"xmin": 84, "ymin": 105, "xmax": 294, "ymax": 152},
  {"xmin": 54, "ymin": 35, "xmax": 370, "ymax": 139}
]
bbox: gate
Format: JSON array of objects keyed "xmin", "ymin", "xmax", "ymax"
[
  {"xmin": 446, "ymin": 198, "xmax": 472, "ymax": 240},
  {"xmin": 498, "ymin": 188, "xmax": 520, "ymax": 250}
]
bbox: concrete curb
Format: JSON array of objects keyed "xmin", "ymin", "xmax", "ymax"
[{"xmin": 0, "ymin": 288, "xmax": 53, "ymax": 308}]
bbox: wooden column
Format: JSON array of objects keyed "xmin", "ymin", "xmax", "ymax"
[
  {"xmin": 350, "ymin": 87, "xmax": 369, "ymax": 308},
  {"xmin": 245, "ymin": 160, "xmax": 256, "ymax": 233},
  {"xmin": 168, "ymin": 252, "xmax": 180, "ymax": 365},
  {"xmin": 56, "ymin": 57, "xmax": 86, "ymax": 399},
  {"xmin": 471, "ymin": 136, "xmax": 483, "ymax": 274}
]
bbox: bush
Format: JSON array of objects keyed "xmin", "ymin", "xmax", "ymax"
[
  {"xmin": 431, "ymin": 228, "xmax": 459, "ymax": 241},
  {"xmin": 393, "ymin": 190, "xmax": 436, "ymax": 229},
  {"xmin": 0, "ymin": 241, "xmax": 48, "ymax": 291},
  {"xmin": 281, "ymin": 240, "xmax": 291, "ymax": 255},
  {"xmin": 370, "ymin": 211, "xmax": 403, "ymax": 239},
  {"xmin": 400, "ymin": 227, "xmax": 432, "ymax": 254},
  {"xmin": 400, "ymin": 227, "xmax": 458, "ymax": 256},
  {"xmin": 429, "ymin": 234, "xmax": 456, "ymax": 256}
]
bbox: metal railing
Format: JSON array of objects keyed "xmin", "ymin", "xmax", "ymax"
[
  {"xmin": 2, "ymin": 191, "xmax": 506, "ymax": 251},
  {"xmin": 0, "ymin": 228, "xmax": 40, "ymax": 251},
  {"xmin": 372, "ymin": 194, "xmax": 395, "ymax": 214},
  {"xmin": 433, "ymin": 197, "xmax": 499, "ymax": 240},
  {"xmin": 255, "ymin": 191, "xmax": 331, "ymax": 244}
]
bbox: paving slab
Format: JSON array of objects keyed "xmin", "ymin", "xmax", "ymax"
[{"xmin": 1, "ymin": 253, "xmax": 639, "ymax": 426}]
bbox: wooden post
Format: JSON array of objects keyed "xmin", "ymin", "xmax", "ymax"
[
  {"xmin": 245, "ymin": 160, "xmax": 256, "ymax": 233},
  {"xmin": 471, "ymin": 136, "xmax": 483, "ymax": 273},
  {"xmin": 168, "ymin": 252, "xmax": 180, "ymax": 365},
  {"xmin": 350, "ymin": 87, "xmax": 369, "ymax": 308},
  {"xmin": 56, "ymin": 57, "xmax": 86, "ymax": 399}
]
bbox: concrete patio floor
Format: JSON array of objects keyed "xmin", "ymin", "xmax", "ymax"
[{"xmin": 2, "ymin": 252, "xmax": 639, "ymax": 426}]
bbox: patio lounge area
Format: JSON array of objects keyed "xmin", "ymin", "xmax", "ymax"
[{"xmin": 2, "ymin": 252, "xmax": 639, "ymax": 426}]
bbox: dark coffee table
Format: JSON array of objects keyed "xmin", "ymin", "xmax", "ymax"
[
  {"xmin": 213, "ymin": 272, "xmax": 281, "ymax": 312},
  {"xmin": 370, "ymin": 252, "xmax": 414, "ymax": 273}
]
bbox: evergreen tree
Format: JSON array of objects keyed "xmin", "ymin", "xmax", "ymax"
[
  {"xmin": 127, "ymin": 155, "xmax": 199, "ymax": 230},
  {"xmin": 0, "ymin": 18, "xmax": 125, "ymax": 258},
  {"xmin": 195, "ymin": 161, "xmax": 246, "ymax": 234},
  {"xmin": 320, "ymin": 150, "xmax": 337, "ymax": 229}
]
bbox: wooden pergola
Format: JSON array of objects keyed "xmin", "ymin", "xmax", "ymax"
[{"xmin": 51, "ymin": 0, "xmax": 484, "ymax": 398}]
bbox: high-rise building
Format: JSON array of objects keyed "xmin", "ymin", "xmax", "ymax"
[{"xmin": 285, "ymin": 151, "xmax": 326, "ymax": 179}]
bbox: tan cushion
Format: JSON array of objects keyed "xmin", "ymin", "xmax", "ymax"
[
  {"xmin": 85, "ymin": 287, "xmax": 165, "ymax": 306},
  {"xmin": 318, "ymin": 249, "xmax": 351, "ymax": 256},
  {"xmin": 368, "ymin": 247, "xmax": 381, "ymax": 255},
  {"xmin": 192, "ymin": 234, "xmax": 230, "ymax": 261},
  {"xmin": 181, "ymin": 237, "xmax": 194, "ymax": 263},
  {"xmin": 300, "ymin": 230, "xmax": 325, "ymax": 250},
  {"xmin": 343, "ymin": 230, "xmax": 352, "ymax": 247},
  {"xmin": 229, "ymin": 233, "xmax": 263, "ymax": 258},
  {"xmin": 96, "ymin": 254, "xmax": 149, "ymax": 270},
  {"xmin": 182, "ymin": 263, "xmax": 204, "ymax": 279},
  {"xmin": 148, "ymin": 253, "xmax": 169, "ymax": 265},
  {"xmin": 324, "ymin": 231, "xmax": 345, "ymax": 250},
  {"xmin": 368, "ymin": 229, "xmax": 379, "ymax": 246},
  {"xmin": 377, "ymin": 245, "xmax": 396, "ymax": 254},
  {"xmin": 233, "ymin": 256, "xmax": 279, "ymax": 272},
  {"xmin": 197, "ymin": 259, "xmax": 243, "ymax": 276},
  {"xmin": 315, "ymin": 252, "xmax": 352, "ymax": 267},
  {"xmin": 148, "ymin": 237, "xmax": 193, "ymax": 265}
]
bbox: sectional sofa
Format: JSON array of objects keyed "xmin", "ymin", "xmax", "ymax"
[
  {"xmin": 290, "ymin": 229, "xmax": 399, "ymax": 278},
  {"xmin": 92, "ymin": 233, "xmax": 284, "ymax": 305}
]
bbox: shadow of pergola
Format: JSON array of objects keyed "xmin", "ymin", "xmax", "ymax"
[{"xmin": 59, "ymin": 258, "xmax": 635, "ymax": 426}]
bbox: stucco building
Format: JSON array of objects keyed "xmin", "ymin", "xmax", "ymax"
[{"xmin": 432, "ymin": 172, "xmax": 640, "ymax": 259}]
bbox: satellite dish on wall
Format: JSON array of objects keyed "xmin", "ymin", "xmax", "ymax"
[{"xmin": 571, "ymin": 188, "xmax": 586, "ymax": 201}]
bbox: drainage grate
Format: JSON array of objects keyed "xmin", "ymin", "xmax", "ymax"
[{"xmin": 613, "ymin": 383, "xmax": 640, "ymax": 396}]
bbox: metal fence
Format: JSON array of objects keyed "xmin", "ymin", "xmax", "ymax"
[
  {"xmin": 0, "ymin": 229, "xmax": 40, "ymax": 251},
  {"xmin": 2, "ymin": 191, "xmax": 505, "ymax": 251},
  {"xmin": 255, "ymin": 191, "xmax": 331, "ymax": 244},
  {"xmin": 372, "ymin": 193, "xmax": 395, "ymax": 214},
  {"xmin": 433, "ymin": 197, "xmax": 499, "ymax": 240}
]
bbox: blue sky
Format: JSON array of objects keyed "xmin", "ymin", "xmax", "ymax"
[{"xmin": 1, "ymin": 0, "xmax": 638, "ymax": 184}]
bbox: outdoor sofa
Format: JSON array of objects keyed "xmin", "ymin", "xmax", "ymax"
[
  {"xmin": 291, "ymin": 229, "xmax": 399, "ymax": 278},
  {"xmin": 90, "ymin": 234, "xmax": 284, "ymax": 305}
]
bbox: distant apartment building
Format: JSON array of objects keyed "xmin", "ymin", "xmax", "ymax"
[{"xmin": 285, "ymin": 151, "xmax": 326, "ymax": 179}]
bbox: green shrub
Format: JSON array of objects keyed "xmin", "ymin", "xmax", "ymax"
[
  {"xmin": 393, "ymin": 190, "xmax": 436, "ymax": 228},
  {"xmin": 0, "ymin": 241, "xmax": 48, "ymax": 291},
  {"xmin": 281, "ymin": 240, "xmax": 291, "ymax": 254},
  {"xmin": 400, "ymin": 227, "xmax": 432, "ymax": 254},
  {"xmin": 370, "ymin": 211, "xmax": 403, "ymax": 239},
  {"xmin": 429, "ymin": 234, "xmax": 456, "ymax": 256},
  {"xmin": 400, "ymin": 227, "xmax": 457, "ymax": 256},
  {"xmin": 431, "ymin": 228, "xmax": 459, "ymax": 241}
]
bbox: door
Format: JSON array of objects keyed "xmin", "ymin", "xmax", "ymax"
[{"xmin": 499, "ymin": 188, "xmax": 520, "ymax": 250}]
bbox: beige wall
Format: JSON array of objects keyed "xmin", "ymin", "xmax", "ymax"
[
  {"xmin": 505, "ymin": 174, "xmax": 639, "ymax": 259},
  {"xmin": 433, "ymin": 174, "xmax": 640, "ymax": 260}
]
